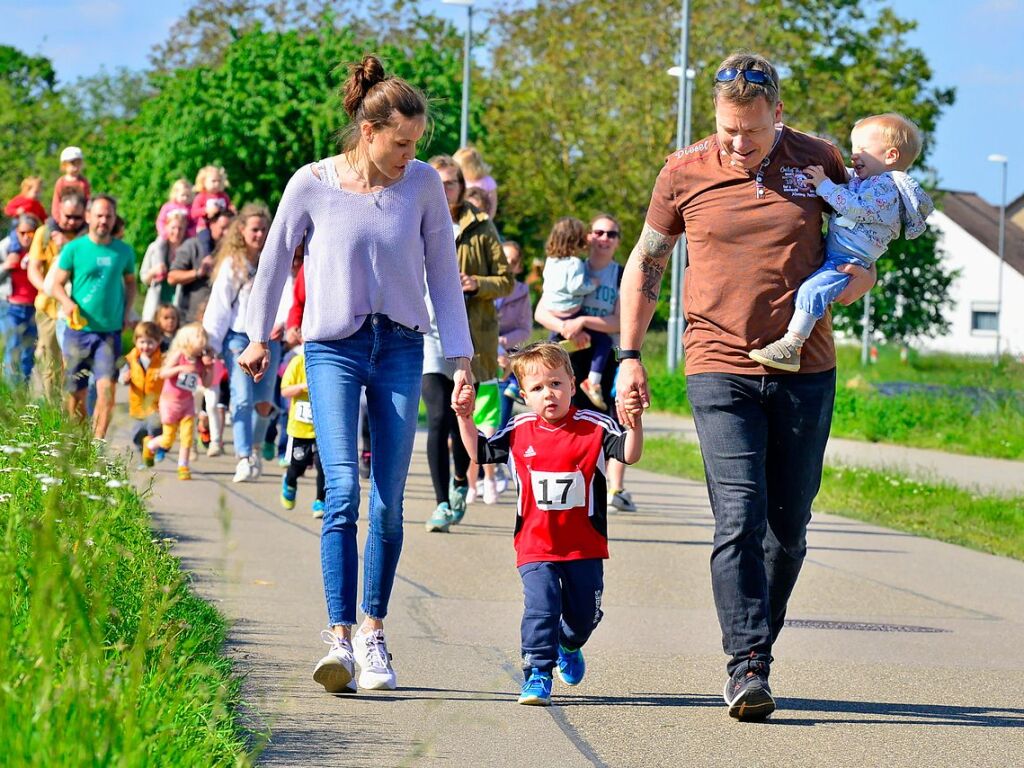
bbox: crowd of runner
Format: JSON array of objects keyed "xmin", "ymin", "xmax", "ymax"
[{"xmin": 0, "ymin": 139, "xmax": 638, "ymax": 517}]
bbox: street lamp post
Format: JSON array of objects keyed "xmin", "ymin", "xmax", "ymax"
[
  {"xmin": 443, "ymin": 0, "xmax": 474, "ymax": 148},
  {"xmin": 666, "ymin": 0, "xmax": 691, "ymax": 374},
  {"xmin": 988, "ymin": 153, "xmax": 1008, "ymax": 363}
]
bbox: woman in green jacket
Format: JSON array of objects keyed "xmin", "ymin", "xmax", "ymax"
[{"xmin": 423, "ymin": 154, "xmax": 513, "ymax": 532}]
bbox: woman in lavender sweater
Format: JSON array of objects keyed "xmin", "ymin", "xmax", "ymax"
[{"xmin": 238, "ymin": 56, "xmax": 473, "ymax": 694}]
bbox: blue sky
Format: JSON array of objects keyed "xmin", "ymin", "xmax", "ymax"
[{"xmin": 2, "ymin": 0, "xmax": 1021, "ymax": 206}]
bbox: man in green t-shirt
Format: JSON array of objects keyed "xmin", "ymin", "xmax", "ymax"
[{"xmin": 51, "ymin": 195, "xmax": 137, "ymax": 438}]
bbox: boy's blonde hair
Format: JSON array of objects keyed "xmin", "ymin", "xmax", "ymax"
[
  {"xmin": 133, "ymin": 321, "xmax": 161, "ymax": 342},
  {"xmin": 194, "ymin": 165, "xmax": 228, "ymax": 193},
  {"xmin": 510, "ymin": 342, "xmax": 573, "ymax": 386},
  {"xmin": 20, "ymin": 176, "xmax": 42, "ymax": 195},
  {"xmin": 163, "ymin": 323, "xmax": 209, "ymax": 369},
  {"xmin": 855, "ymin": 113, "xmax": 923, "ymax": 170},
  {"xmin": 453, "ymin": 146, "xmax": 491, "ymax": 181},
  {"xmin": 545, "ymin": 217, "xmax": 588, "ymax": 259}
]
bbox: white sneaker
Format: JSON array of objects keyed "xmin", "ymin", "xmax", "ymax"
[
  {"xmin": 312, "ymin": 630, "xmax": 356, "ymax": 693},
  {"xmin": 232, "ymin": 458, "xmax": 251, "ymax": 483},
  {"xmin": 494, "ymin": 466, "xmax": 509, "ymax": 495},
  {"xmin": 249, "ymin": 455, "xmax": 262, "ymax": 480},
  {"xmin": 609, "ymin": 488, "xmax": 638, "ymax": 513},
  {"xmin": 353, "ymin": 628, "xmax": 397, "ymax": 690},
  {"xmin": 207, "ymin": 441, "xmax": 223, "ymax": 458},
  {"xmin": 482, "ymin": 477, "xmax": 498, "ymax": 505}
]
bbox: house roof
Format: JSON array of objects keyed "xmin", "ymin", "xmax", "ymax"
[
  {"xmin": 1008, "ymin": 191, "xmax": 1024, "ymax": 218},
  {"xmin": 937, "ymin": 190, "xmax": 1024, "ymax": 277}
]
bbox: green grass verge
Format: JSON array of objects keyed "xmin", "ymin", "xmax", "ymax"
[
  {"xmin": 0, "ymin": 385, "xmax": 254, "ymax": 765},
  {"xmin": 638, "ymin": 435, "xmax": 1024, "ymax": 561},
  {"xmin": 641, "ymin": 332, "xmax": 1024, "ymax": 460}
]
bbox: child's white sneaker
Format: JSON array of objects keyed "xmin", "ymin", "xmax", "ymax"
[
  {"xmin": 482, "ymin": 477, "xmax": 498, "ymax": 505},
  {"xmin": 353, "ymin": 628, "xmax": 397, "ymax": 690},
  {"xmin": 313, "ymin": 630, "xmax": 356, "ymax": 693}
]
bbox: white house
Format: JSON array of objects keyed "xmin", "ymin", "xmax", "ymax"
[{"xmin": 917, "ymin": 190, "xmax": 1024, "ymax": 358}]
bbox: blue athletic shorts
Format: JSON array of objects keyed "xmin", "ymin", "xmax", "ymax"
[{"xmin": 63, "ymin": 328, "xmax": 122, "ymax": 392}]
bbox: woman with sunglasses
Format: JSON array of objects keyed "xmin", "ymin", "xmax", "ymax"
[{"xmin": 534, "ymin": 212, "xmax": 637, "ymax": 512}]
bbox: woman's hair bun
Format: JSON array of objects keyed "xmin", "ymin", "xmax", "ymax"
[{"xmin": 343, "ymin": 55, "xmax": 387, "ymax": 118}]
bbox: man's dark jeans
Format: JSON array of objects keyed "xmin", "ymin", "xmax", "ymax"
[{"xmin": 686, "ymin": 369, "xmax": 836, "ymax": 677}]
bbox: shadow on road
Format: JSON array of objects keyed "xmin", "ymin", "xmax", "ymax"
[{"xmin": 556, "ymin": 691, "xmax": 1023, "ymax": 728}]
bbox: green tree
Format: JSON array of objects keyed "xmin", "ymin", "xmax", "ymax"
[
  {"xmin": 0, "ymin": 46, "xmax": 77, "ymax": 204},
  {"xmin": 479, "ymin": 0, "xmax": 955, "ymax": 338},
  {"xmin": 90, "ymin": 18, "xmax": 464, "ymax": 255}
]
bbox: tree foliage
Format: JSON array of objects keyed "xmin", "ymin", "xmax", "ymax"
[
  {"xmin": 479, "ymin": 0, "xmax": 955, "ymax": 340},
  {"xmin": 0, "ymin": 46, "xmax": 78, "ymax": 204},
  {"xmin": 89, "ymin": 16, "xmax": 464, "ymax": 254}
]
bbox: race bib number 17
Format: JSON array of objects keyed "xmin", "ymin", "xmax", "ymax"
[{"xmin": 530, "ymin": 469, "xmax": 586, "ymax": 511}]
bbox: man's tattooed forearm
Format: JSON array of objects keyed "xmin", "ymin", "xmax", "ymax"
[
  {"xmin": 633, "ymin": 224, "xmax": 677, "ymax": 304},
  {"xmin": 639, "ymin": 256, "xmax": 666, "ymax": 303}
]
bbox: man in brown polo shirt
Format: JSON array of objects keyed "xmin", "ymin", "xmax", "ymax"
[{"xmin": 616, "ymin": 52, "xmax": 874, "ymax": 721}]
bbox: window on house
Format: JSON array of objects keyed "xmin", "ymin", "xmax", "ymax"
[{"xmin": 971, "ymin": 302, "xmax": 999, "ymax": 333}]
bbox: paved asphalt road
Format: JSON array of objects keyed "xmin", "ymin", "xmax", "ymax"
[{"xmin": 136, "ymin": 426, "xmax": 1024, "ymax": 768}]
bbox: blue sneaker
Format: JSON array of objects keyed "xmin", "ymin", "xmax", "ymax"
[
  {"xmin": 425, "ymin": 502, "xmax": 454, "ymax": 533},
  {"xmin": 518, "ymin": 668, "xmax": 552, "ymax": 706},
  {"xmin": 278, "ymin": 453, "xmax": 289, "ymax": 467},
  {"xmin": 312, "ymin": 499, "xmax": 325, "ymax": 519},
  {"xmin": 280, "ymin": 477, "xmax": 296, "ymax": 510},
  {"xmin": 556, "ymin": 645, "xmax": 585, "ymax": 686},
  {"xmin": 154, "ymin": 448, "xmax": 166, "ymax": 463},
  {"xmin": 449, "ymin": 480, "xmax": 468, "ymax": 524}
]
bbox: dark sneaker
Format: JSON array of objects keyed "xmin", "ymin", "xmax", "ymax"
[
  {"xmin": 723, "ymin": 662, "xmax": 775, "ymax": 721},
  {"xmin": 748, "ymin": 338, "xmax": 801, "ymax": 372}
]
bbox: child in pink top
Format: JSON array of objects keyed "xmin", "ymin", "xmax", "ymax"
[
  {"xmin": 190, "ymin": 166, "xmax": 234, "ymax": 232},
  {"xmin": 156, "ymin": 179, "xmax": 197, "ymax": 239},
  {"xmin": 147, "ymin": 323, "xmax": 214, "ymax": 480}
]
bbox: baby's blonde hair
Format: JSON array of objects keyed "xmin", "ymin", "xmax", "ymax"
[
  {"xmin": 453, "ymin": 146, "xmax": 491, "ymax": 181},
  {"xmin": 855, "ymin": 113, "xmax": 923, "ymax": 170},
  {"xmin": 194, "ymin": 165, "xmax": 228, "ymax": 193},
  {"xmin": 163, "ymin": 323, "xmax": 209, "ymax": 370},
  {"xmin": 510, "ymin": 342, "xmax": 573, "ymax": 386}
]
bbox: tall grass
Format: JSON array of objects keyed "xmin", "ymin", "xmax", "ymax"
[
  {"xmin": 641, "ymin": 333, "xmax": 1024, "ymax": 460},
  {"xmin": 0, "ymin": 385, "xmax": 253, "ymax": 766}
]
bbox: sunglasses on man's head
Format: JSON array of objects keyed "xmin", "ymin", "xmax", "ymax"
[
  {"xmin": 715, "ymin": 68, "xmax": 776, "ymax": 87},
  {"xmin": 591, "ymin": 229, "xmax": 620, "ymax": 239}
]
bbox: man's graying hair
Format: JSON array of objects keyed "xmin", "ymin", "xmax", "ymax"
[{"xmin": 713, "ymin": 52, "xmax": 780, "ymax": 107}]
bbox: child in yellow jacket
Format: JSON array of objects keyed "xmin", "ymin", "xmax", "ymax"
[{"xmin": 120, "ymin": 321, "xmax": 164, "ymax": 466}]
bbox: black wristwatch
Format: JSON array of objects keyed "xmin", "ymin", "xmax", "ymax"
[{"xmin": 615, "ymin": 348, "xmax": 642, "ymax": 362}]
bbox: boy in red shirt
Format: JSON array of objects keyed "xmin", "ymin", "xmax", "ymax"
[{"xmin": 456, "ymin": 342, "xmax": 644, "ymax": 705}]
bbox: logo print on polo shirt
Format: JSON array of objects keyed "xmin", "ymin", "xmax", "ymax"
[
  {"xmin": 781, "ymin": 166, "xmax": 816, "ymax": 198},
  {"xmin": 523, "ymin": 445, "xmax": 537, "ymax": 458}
]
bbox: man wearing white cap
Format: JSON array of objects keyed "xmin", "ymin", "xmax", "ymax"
[{"xmin": 50, "ymin": 146, "xmax": 91, "ymax": 221}]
